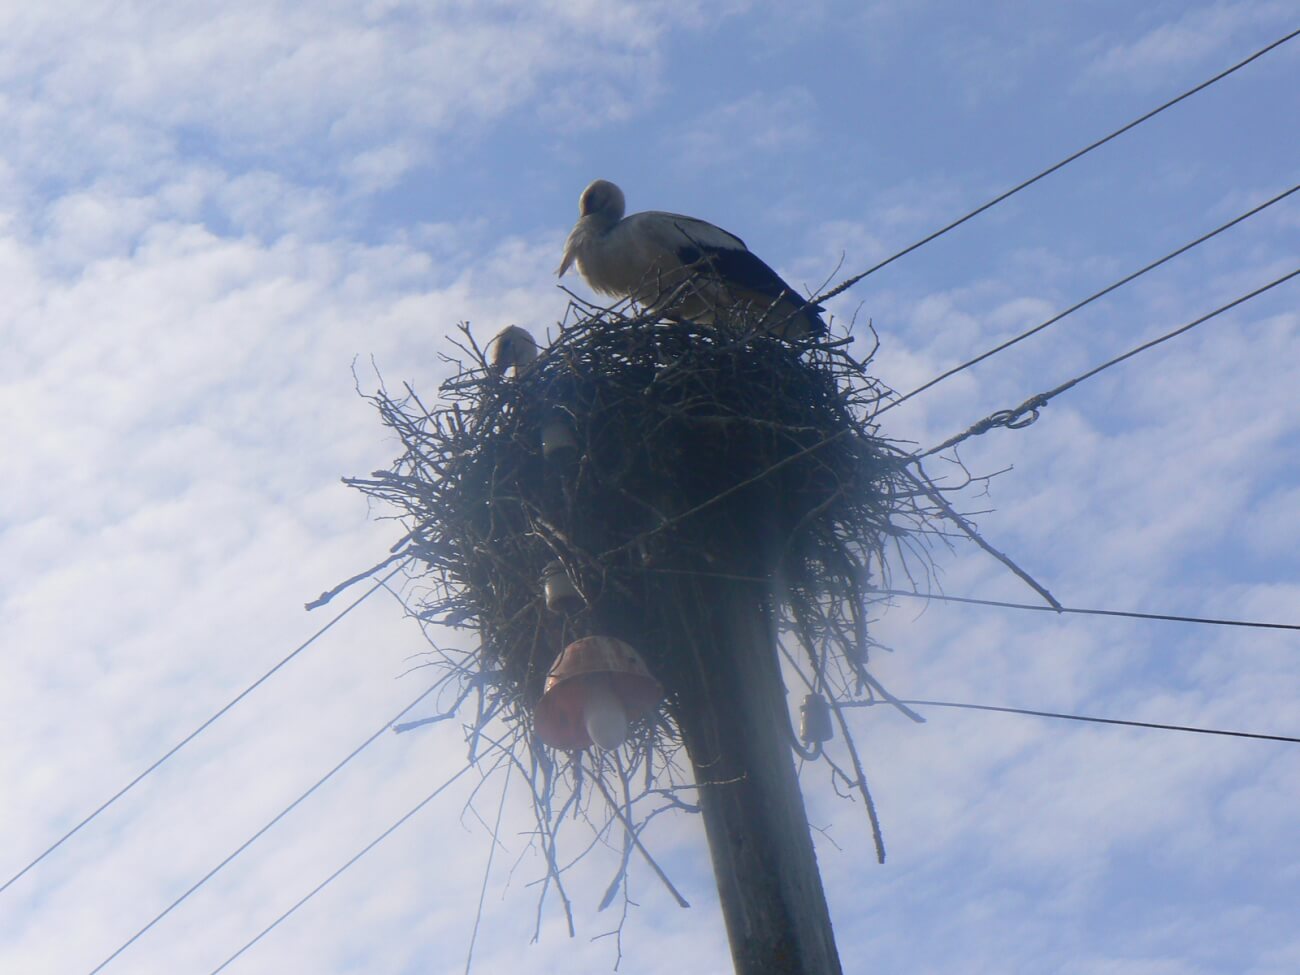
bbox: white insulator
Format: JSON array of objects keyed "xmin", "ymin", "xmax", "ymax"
[{"xmin": 583, "ymin": 678, "xmax": 629, "ymax": 750}]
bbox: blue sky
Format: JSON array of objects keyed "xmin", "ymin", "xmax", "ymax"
[{"xmin": 2, "ymin": 2, "xmax": 1298, "ymax": 973}]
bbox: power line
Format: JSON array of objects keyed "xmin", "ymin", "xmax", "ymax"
[
  {"xmin": 870, "ymin": 587, "xmax": 1300, "ymax": 632},
  {"xmin": 851, "ymin": 698, "xmax": 1300, "ymax": 745},
  {"xmin": 816, "ymin": 27, "xmax": 1300, "ymax": 305},
  {"xmin": 205, "ymin": 697, "xmax": 1295, "ymax": 974},
  {"xmin": 87, "ymin": 682, "xmax": 440, "ymax": 975},
  {"xmin": 463, "ymin": 764, "xmax": 512, "ymax": 975},
  {"xmin": 1, "ymin": 561, "xmax": 409, "ymax": 896},
  {"xmin": 880, "ymin": 183, "xmax": 1300, "ymax": 413},
  {"xmin": 209, "ymin": 695, "xmax": 1297, "ymax": 974},
  {"xmin": 919, "ymin": 266, "xmax": 1300, "ymax": 459},
  {"xmin": 208, "ymin": 762, "xmax": 475, "ymax": 975}
]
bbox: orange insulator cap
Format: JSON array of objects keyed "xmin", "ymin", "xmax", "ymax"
[{"xmin": 533, "ymin": 636, "xmax": 663, "ymax": 749}]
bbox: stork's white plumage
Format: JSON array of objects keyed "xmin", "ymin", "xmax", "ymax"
[
  {"xmin": 557, "ymin": 179, "xmax": 825, "ymax": 338},
  {"xmin": 488, "ymin": 325, "xmax": 538, "ymax": 375}
]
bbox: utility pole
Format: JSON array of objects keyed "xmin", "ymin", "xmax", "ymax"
[{"xmin": 671, "ymin": 576, "xmax": 842, "ymax": 975}]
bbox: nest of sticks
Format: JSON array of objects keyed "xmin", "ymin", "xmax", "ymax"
[{"xmin": 329, "ymin": 298, "xmax": 980, "ymax": 919}]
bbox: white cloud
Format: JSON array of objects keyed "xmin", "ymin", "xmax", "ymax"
[
  {"xmin": 672, "ymin": 87, "xmax": 818, "ymax": 169},
  {"xmin": 1082, "ymin": 1, "xmax": 1297, "ymax": 87},
  {"xmin": 0, "ymin": 1, "xmax": 720, "ymax": 202}
]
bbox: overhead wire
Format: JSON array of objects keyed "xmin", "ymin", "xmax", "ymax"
[
  {"xmin": 1, "ymin": 560, "xmax": 410, "ymax": 896},
  {"xmin": 463, "ymin": 764, "xmax": 513, "ymax": 975},
  {"xmin": 918, "ymin": 266, "xmax": 1300, "ymax": 459},
  {"xmin": 202, "ymin": 689, "xmax": 1299, "ymax": 973},
  {"xmin": 878, "ymin": 183, "xmax": 1300, "ymax": 414},
  {"xmin": 850, "ymin": 698, "xmax": 1300, "ymax": 744},
  {"xmin": 816, "ymin": 27, "xmax": 1300, "ymax": 306},
  {"xmin": 869, "ymin": 587, "xmax": 1300, "ymax": 632},
  {"xmin": 86, "ymin": 681, "xmax": 441, "ymax": 975},
  {"xmin": 208, "ymin": 762, "xmax": 477, "ymax": 975}
]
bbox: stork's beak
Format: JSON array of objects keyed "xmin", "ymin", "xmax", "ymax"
[
  {"xmin": 556, "ymin": 241, "xmax": 576, "ymax": 278},
  {"xmin": 557, "ymin": 221, "xmax": 585, "ymax": 277}
]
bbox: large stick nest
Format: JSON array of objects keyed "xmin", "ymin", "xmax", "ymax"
[
  {"xmin": 309, "ymin": 281, "xmax": 1056, "ymax": 931},
  {"xmin": 349, "ymin": 305, "xmax": 940, "ymax": 724},
  {"xmin": 331, "ymin": 300, "xmax": 974, "ymax": 910}
]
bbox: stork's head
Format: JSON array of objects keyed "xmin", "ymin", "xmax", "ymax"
[
  {"xmin": 578, "ymin": 179, "xmax": 625, "ymax": 225},
  {"xmin": 558, "ymin": 179, "xmax": 626, "ymax": 277},
  {"xmin": 488, "ymin": 325, "xmax": 538, "ymax": 375}
]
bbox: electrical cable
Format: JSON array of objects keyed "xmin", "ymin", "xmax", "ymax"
[
  {"xmin": 853, "ymin": 697, "xmax": 1300, "ymax": 744},
  {"xmin": 208, "ymin": 690, "xmax": 1299, "ymax": 975},
  {"xmin": 816, "ymin": 27, "xmax": 1300, "ymax": 305},
  {"xmin": 208, "ymin": 762, "xmax": 475, "ymax": 974},
  {"xmin": 86, "ymin": 681, "xmax": 440, "ymax": 974},
  {"xmin": 463, "ymin": 764, "xmax": 512, "ymax": 975},
  {"xmin": 919, "ymin": 266, "xmax": 1300, "ymax": 458},
  {"xmin": 869, "ymin": 587, "xmax": 1300, "ymax": 632},
  {"xmin": 1, "ymin": 562, "xmax": 409, "ymax": 896},
  {"xmin": 879, "ymin": 183, "xmax": 1300, "ymax": 414}
]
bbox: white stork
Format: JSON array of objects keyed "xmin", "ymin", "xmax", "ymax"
[
  {"xmin": 487, "ymin": 325, "xmax": 538, "ymax": 375},
  {"xmin": 557, "ymin": 179, "xmax": 825, "ymax": 338}
]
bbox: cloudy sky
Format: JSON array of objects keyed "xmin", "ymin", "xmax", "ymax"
[{"xmin": 2, "ymin": 2, "xmax": 1298, "ymax": 972}]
